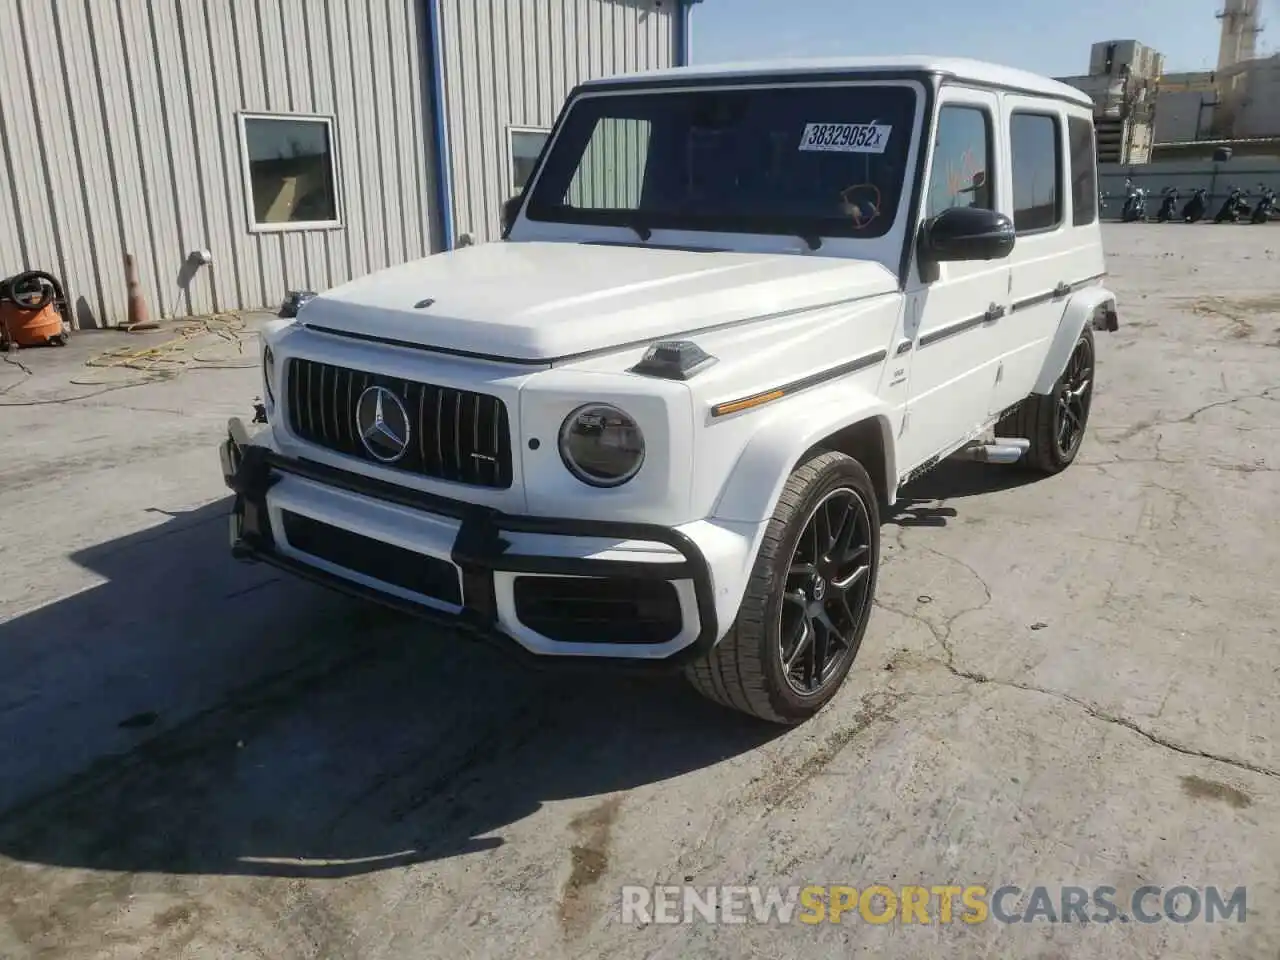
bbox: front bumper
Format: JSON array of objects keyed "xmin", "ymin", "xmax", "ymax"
[{"xmin": 220, "ymin": 419, "xmax": 723, "ymax": 669}]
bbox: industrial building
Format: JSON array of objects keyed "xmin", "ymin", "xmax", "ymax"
[
  {"xmin": 1057, "ymin": 0, "xmax": 1280, "ymax": 164},
  {"xmin": 0, "ymin": 0, "xmax": 700, "ymax": 328}
]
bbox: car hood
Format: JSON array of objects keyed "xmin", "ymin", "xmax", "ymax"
[{"xmin": 300, "ymin": 241, "xmax": 899, "ymax": 361}]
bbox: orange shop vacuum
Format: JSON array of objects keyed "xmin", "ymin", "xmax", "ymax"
[{"xmin": 0, "ymin": 270, "xmax": 70, "ymax": 348}]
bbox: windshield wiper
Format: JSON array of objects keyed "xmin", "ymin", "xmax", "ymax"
[
  {"xmin": 617, "ymin": 215, "xmax": 817, "ymax": 249},
  {"xmin": 625, "ymin": 216, "xmax": 652, "ymax": 242}
]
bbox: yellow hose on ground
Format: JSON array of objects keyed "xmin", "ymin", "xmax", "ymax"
[{"xmin": 70, "ymin": 312, "xmax": 260, "ymax": 387}]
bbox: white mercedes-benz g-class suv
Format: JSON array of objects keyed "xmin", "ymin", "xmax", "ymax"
[{"xmin": 220, "ymin": 56, "xmax": 1118, "ymax": 725}]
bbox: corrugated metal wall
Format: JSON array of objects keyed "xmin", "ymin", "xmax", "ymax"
[
  {"xmin": 567, "ymin": 117, "xmax": 651, "ymax": 209},
  {"xmin": 0, "ymin": 0, "xmax": 435, "ymax": 328},
  {"xmin": 437, "ymin": 0, "xmax": 676, "ymax": 246}
]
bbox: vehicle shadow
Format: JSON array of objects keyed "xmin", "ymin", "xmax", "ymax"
[
  {"xmin": 0, "ymin": 499, "xmax": 783, "ymax": 880},
  {"xmin": 888, "ymin": 458, "xmax": 1041, "ymax": 527}
]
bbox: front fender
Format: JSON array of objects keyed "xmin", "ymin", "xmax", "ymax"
[
  {"xmin": 711, "ymin": 384, "xmax": 897, "ymax": 525},
  {"xmin": 1032, "ymin": 285, "xmax": 1118, "ymax": 395}
]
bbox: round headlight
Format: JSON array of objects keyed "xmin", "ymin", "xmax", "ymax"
[
  {"xmin": 558, "ymin": 403, "xmax": 645, "ymax": 487},
  {"xmin": 262, "ymin": 344, "xmax": 276, "ymax": 406}
]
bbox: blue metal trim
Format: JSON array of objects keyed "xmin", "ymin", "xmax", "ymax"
[
  {"xmin": 675, "ymin": 0, "xmax": 688, "ymax": 66},
  {"xmin": 677, "ymin": 0, "xmax": 703, "ymax": 67},
  {"xmin": 426, "ymin": 0, "xmax": 455, "ymax": 250}
]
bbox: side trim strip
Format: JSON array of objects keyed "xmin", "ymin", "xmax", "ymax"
[
  {"xmin": 918, "ymin": 311, "xmax": 987, "ymax": 348},
  {"xmin": 1011, "ymin": 290, "xmax": 1056, "ymax": 313},
  {"xmin": 711, "ymin": 348, "xmax": 887, "ymax": 418},
  {"xmin": 1011, "ymin": 272, "xmax": 1108, "ymax": 314},
  {"xmin": 303, "ymin": 290, "xmax": 886, "ymax": 366},
  {"xmin": 1071, "ymin": 272, "xmax": 1108, "ymax": 290}
]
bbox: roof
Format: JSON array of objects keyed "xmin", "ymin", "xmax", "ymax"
[{"xmin": 580, "ymin": 55, "xmax": 1093, "ymax": 106}]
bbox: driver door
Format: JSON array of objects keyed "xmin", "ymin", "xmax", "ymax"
[{"xmin": 898, "ymin": 89, "xmax": 1010, "ymax": 474}]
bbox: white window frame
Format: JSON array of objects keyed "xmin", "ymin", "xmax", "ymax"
[
  {"xmin": 508, "ymin": 125, "xmax": 551, "ymax": 195},
  {"xmin": 238, "ymin": 111, "xmax": 342, "ymax": 233}
]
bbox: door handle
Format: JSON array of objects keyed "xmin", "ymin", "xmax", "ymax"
[
  {"xmin": 983, "ymin": 302, "xmax": 1006, "ymax": 323},
  {"xmin": 1053, "ymin": 281, "xmax": 1071, "ymax": 298}
]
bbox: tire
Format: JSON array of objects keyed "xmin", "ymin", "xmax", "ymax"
[
  {"xmin": 685, "ymin": 450, "xmax": 880, "ymax": 724},
  {"xmin": 998, "ymin": 325, "xmax": 1095, "ymax": 474}
]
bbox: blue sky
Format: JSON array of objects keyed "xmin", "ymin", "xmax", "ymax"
[{"xmin": 691, "ymin": 0, "xmax": 1278, "ymax": 77}]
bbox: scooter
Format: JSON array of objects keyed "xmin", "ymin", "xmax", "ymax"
[
  {"xmin": 1156, "ymin": 187, "xmax": 1179, "ymax": 222},
  {"xmin": 1121, "ymin": 179, "xmax": 1148, "ymax": 222},
  {"xmin": 1249, "ymin": 185, "xmax": 1276, "ymax": 223},
  {"xmin": 1214, "ymin": 186, "xmax": 1250, "ymax": 223},
  {"xmin": 1182, "ymin": 188, "xmax": 1208, "ymax": 222}
]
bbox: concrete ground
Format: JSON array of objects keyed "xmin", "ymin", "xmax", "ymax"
[{"xmin": 1, "ymin": 223, "xmax": 1278, "ymax": 960}]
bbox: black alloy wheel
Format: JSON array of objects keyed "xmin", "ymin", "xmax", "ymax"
[
  {"xmin": 779, "ymin": 487, "xmax": 873, "ymax": 696},
  {"xmin": 1054, "ymin": 333, "xmax": 1094, "ymax": 462}
]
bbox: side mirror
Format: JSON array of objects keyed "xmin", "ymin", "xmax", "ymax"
[
  {"xmin": 501, "ymin": 195, "xmax": 522, "ymax": 235},
  {"xmin": 920, "ymin": 206, "xmax": 1016, "ymax": 264}
]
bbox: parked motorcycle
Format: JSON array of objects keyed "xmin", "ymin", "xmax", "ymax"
[
  {"xmin": 1156, "ymin": 187, "xmax": 1179, "ymax": 222},
  {"xmin": 1182, "ymin": 188, "xmax": 1208, "ymax": 223},
  {"xmin": 1121, "ymin": 178, "xmax": 1148, "ymax": 222},
  {"xmin": 1249, "ymin": 184, "xmax": 1276, "ymax": 224},
  {"xmin": 1214, "ymin": 186, "xmax": 1250, "ymax": 223}
]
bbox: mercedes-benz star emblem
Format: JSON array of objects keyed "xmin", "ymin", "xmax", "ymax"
[{"xmin": 355, "ymin": 385, "xmax": 412, "ymax": 463}]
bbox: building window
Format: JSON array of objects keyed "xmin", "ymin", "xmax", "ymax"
[
  {"xmin": 925, "ymin": 105, "xmax": 994, "ymax": 219},
  {"xmin": 239, "ymin": 113, "xmax": 340, "ymax": 231},
  {"xmin": 510, "ymin": 127, "xmax": 550, "ymax": 194},
  {"xmin": 1009, "ymin": 112, "xmax": 1063, "ymax": 233},
  {"xmin": 1068, "ymin": 116, "xmax": 1098, "ymax": 225}
]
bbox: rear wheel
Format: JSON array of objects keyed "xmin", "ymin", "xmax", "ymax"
[
  {"xmin": 998, "ymin": 326, "xmax": 1095, "ymax": 474},
  {"xmin": 685, "ymin": 450, "xmax": 879, "ymax": 724}
]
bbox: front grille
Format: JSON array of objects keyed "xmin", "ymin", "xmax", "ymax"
[
  {"xmin": 512, "ymin": 576, "xmax": 684, "ymax": 644},
  {"xmin": 281, "ymin": 511, "xmax": 462, "ymax": 605},
  {"xmin": 286, "ymin": 357, "xmax": 513, "ymax": 488}
]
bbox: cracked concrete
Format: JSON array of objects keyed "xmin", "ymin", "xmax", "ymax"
[{"xmin": 2, "ymin": 224, "xmax": 1280, "ymax": 960}]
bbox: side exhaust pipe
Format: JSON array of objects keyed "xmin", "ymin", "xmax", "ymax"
[{"xmin": 953, "ymin": 438, "xmax": 1030, "ymax": 464}]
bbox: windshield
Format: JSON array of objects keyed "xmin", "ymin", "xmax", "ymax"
[{"xmin": 524, "ymin": 83, "xmax": 919, "ymax": 241}]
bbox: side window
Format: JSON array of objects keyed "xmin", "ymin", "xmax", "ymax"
[
  {"xmin": 925, "ymin": 105, "xmax": 993, "ymax": 218},
  {"xmin": 1068, "ymin": 116, "xmax": 1098, "ymax": 225},
  {"xmin": 565, "ymin": 117, "xmax": 652, "ymax": 210},
  {"xmin": 510, "ymin": 128, "xmax": 550, "ymax": 194},
  {"xmin": 1009, "ymin": 112, "xmax": 1063, "ymax": 232}
]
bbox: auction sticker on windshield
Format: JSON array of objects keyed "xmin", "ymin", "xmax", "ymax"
[{"xmin": 799, "ymin": 122, "xmax": 892, "ymax": 154}]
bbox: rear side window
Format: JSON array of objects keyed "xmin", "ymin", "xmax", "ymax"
[
  {"xmin": 1068, "ymin": 116, "xmax": 1098, "ymax": 225},
  {"xmin": 1009, "ymin": 112, "xmax": 1063, "ymax": 232}
]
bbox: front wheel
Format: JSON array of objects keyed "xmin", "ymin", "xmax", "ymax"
[{"xmin": 685, "ymin": 450, "xmax": 879, "ymax": 724}]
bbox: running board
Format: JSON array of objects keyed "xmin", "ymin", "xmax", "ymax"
[{"xmin": 952, "ymin": 438, "xmax": 1030, "ymax": 464}]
